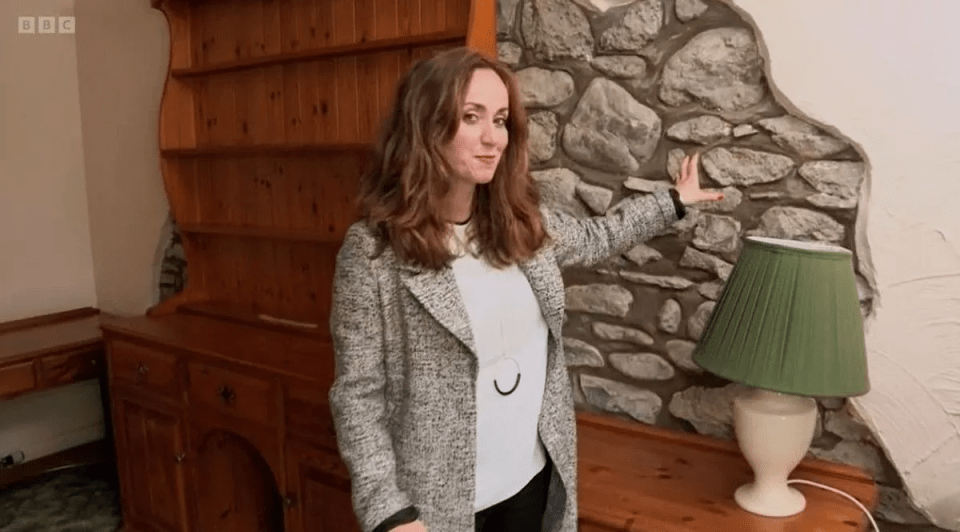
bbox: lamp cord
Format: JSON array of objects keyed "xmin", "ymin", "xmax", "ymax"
[{"xmin": 787, "ymin": 479, "xmax": 881, "ymax": 531}]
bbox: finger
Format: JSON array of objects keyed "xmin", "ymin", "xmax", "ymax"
[{"xmin": 680, "ymin": 155, "xmax": 691, "ymax": 183}]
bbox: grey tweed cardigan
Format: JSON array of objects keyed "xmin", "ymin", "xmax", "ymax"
[{"xmin": 328, "ymin": 189, "xmax": 679, "ymax": 532}]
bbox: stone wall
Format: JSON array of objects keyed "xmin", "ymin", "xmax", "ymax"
[{"xmin": 500, "ymin": 0, "xmax": 928, "ymax": 524}]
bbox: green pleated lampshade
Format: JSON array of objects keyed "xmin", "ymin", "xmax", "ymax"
[{"xmin": 692, "ymin": 236, "xmax": 870, "ymax": 398}]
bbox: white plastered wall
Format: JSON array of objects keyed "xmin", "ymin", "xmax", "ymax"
[{"xmin": 731, "ymin": 1, "xmax": 960, "ymax": 528}]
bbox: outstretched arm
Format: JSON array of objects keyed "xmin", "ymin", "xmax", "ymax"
[{"xmin": 543, "ymin": 153, "xmax": 721, "ymax": 269}]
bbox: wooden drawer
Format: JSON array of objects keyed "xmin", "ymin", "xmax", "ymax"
[
  {"xmin": 285, "ymin": 380, "xmax": 338, "ymax": 451},
  {"xmin": 40, "ymin": 347, "xmax": 103, "ymax": 386},
  {"xmin": 187, "ymin": 361, "xmax": 278, "ymax": 426},
  {"xmin": 0, "ymin": 361, "xmax": 36, "ymax": 398},
  {"xmin": 109, "ymin": 339, "xmax": 180, "ymax": 397}
]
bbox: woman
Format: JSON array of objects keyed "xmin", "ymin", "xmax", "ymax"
[{"xmin": 328, "ymin": 47, "xmax": 721, "ymax": 532}]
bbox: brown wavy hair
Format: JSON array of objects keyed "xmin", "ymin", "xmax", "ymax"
[{"xmin": 358, "ymin": 46, "xmax": 546, "ymax": 270}]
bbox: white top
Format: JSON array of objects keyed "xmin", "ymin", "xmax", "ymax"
[{"xmin": 449, "ymin": 222, "xmax": 549, "ymax": 511}]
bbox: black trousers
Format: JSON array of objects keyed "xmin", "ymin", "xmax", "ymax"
[{"xmin": 474, "ymin": 462, "xmax": 551, "ymax": 532}]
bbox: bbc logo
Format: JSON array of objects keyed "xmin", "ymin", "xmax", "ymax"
[{"xmin": 18, "ymin": 16, "xmax": 75, "ymax": 34}]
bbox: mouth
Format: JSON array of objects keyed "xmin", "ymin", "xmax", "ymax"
[{"xmin": 475, "ymin": 155, "xmax": 498, "ymax": 164}]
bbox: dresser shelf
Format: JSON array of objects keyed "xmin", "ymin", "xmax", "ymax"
[
  {"xmin": 171, "ymin": 31, "xmax": 467, "ymax": 78},
  {"xmin": 160, "ymin": 142, "xmax": 373, "ymax": 158}
]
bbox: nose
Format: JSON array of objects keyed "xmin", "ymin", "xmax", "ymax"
[{"xmin": 480, "ymin": 119, "xmax": 497, "ymax": 146}]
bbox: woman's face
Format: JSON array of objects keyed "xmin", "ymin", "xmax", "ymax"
[{"xmin": 443, "ymin": 68, "xmax": 510, "ymax": 188}]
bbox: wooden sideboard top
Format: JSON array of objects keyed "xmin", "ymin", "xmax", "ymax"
[
  {"xmin": 99, "ymin": 311, "xmax": 333, "ymax": 382},
  {"xmin": 0, "ymin": 307, "xmax": 102, "ymax": 365},
  {"xmin": 576, "ymin": 411, "xmax": 878, "ymax": 532}
]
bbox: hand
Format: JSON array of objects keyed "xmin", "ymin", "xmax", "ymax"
[
  {"xmin": 392, "ymin": 521, "xmax": 427, "ymax": 532},
  {"xmin": 674, "ymin": 152, "xmax": 723, "ymax": 205}
]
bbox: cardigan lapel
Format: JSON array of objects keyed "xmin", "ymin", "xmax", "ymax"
[
  {"xmin": 398, "ymin": 263, "xmax": 478, "ymax": 357},
  {"xmin": 518, "ymin": 253, "xmax": 565, "ymax": 342}
]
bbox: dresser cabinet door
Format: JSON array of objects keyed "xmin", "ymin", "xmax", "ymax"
[
  {"xmin": 112, "ymin": 392, "xmax": 191, "ymax": 532},
  {"xmin": 284, "ymin": 441, "xmax": 361, "ymax": 532}
]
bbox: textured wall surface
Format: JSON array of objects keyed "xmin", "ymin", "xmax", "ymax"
[{"xmin": 500, "ymin": 0, "xmax": 943, "ymax": 526}]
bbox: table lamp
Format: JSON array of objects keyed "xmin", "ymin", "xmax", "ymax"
[{"xmin": 692, "ymin": 236, "xmax": 870, "ymax": 517}]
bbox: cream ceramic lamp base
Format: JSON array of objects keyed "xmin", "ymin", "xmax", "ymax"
[{"xmin": 733, "ymin": 388, "xmax": 818, "ymax": 517}]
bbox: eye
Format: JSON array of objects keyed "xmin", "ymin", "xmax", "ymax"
[
  {"xmin": 494, "ymin": 116, "xmax": 508, "ymax": 127},
  {"xmin": 462, "ymin": 112, "xmax": 479, "ymax": 124}
]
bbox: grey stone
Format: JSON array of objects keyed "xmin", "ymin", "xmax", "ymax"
[
  {"xmin": 667, "ymin": 148, "xmax": 685, "ymax": 181},
  {"xmin": 528, "ymin": 111, "xmax": 559, "ymax": 164},
  {"xmin": 693, "ymin": 213, "xmax": 742, "ymax": 254},
  {"xmin": 498, "ymin": 0, "xmax": 521, "ymax": 36},
  {"xmin": 576, "ymin": 182, "xmax": 615, "ymax": 214},
  {"xmin": 807, "ymin": 193, "xmax": 857, "ymax": 210},
  {"xmin": 666, "ymin": 115, "xmax": 733, "ymax": 144},
  {"xmin": 702, "ymin": 147, "xmax": 796, "ymax": 187},
  {"xmin": 532, "ymin": 168, "xmax": 589, "ymax": 217},
  {"xmin": 610, "ymin": 352, "xmax": 675, "ymax": 381},
  {"xmin": 624, "ymin": 177, "xmax": 671, "ymax": 193},
  {"xmin": 598, "ymin": 0, "xmax": 664, "ymax": 53},
  {"xmin": 732, "ymin": 124, "xmax": 758, "ymax": 137},
  {"xmin": 516, "ymin": 67, "xmax": 576, "ymax": 108},
  {"xmin": 572, "ymin": 0, "xmax": 636, "ymax": 12},
  {"xmin": 757, "ymin": 115, "xmax": 850, "ymax": 158},
  {"xmin": 658, "ymin": 299, "xmax": 682, "ymax": 333},
  {"xmin": 667, "ymin": 207, "xmax": 702, "ymax": 236},
  {"xmin": 581, "ymin": 375, "xmax": 663, "ymax": 424},
  {"xmin": 820, "ymin": 397, "xmax": 846, "ymax": 410},
  {"xmin": 676, "ymin": 0, "xmax": 708, "ymax": 22},
  {"xmin": 591, "ymin": 55, "xmax": 648, "ymax": 79},
  {"xmin": 687, "ymin": 301, "xmax": 715, "ymax": 340},
  {"xmin": 571, "ymin": 374, "xmax": 587, "ymax": 405},
  {"xmin": 563, "ymin": 79, "xmax": 662, "ymax": 173},
  {"xmin": 521, "ymin": 0, "xmax": 595, "ymax": 61},
  {"xmin": 824, "ymin": 406, "xmax": 874, "ymax": 441},
  {"xmin": 563, "ymin": 337, "xmax": 605, "ymax": 367},
  {"xmin": 697, "ymin": 186, "xmax": 742, "ymax": 213},
  {"xmin": 680, "ymin": 246, "xmax": 733, "ymax": 280},
  {"xmin": 592, "ymin": 322, "xmax": 655, "ymax": 346},
  {"xmin": 749, "ymin": 191, "xmax": 786, "ymax": 200},
  {"xmin": 620, "ymin": 271, "xmax": 695, "ymax": 290},
  {"xmin": 748, "ymin": 206, "xmax": 845, "ymax": 243},
  {"xmin": 697, "ymin": 280, "xmax": 724, "ymax": 300},
  {"xmin": 497, "ymin": 41, "xmax": 523, "ymax": 66},
  {"xmin": 665, "ymin": 339, "xmax": 701, "ymax": 373},
  {"xmin": 623, "ymin": 243, "xmax": 663, "ymax": 266},
  {"xmin": 810, "ymin": 441, "xmax": 892, "ymax": 484},
  {"xmin": 660, "ymin": 28, "xmax": 765, "ymax": 112},
  {"xmin": 875, "ymin": 485, "xmax": 932, "ymax": 525},
  {"xmin": 566, "ymin": 284, "xmax": 634, "ymax": 317},
  {"xmin": 668, "ymin": 383, "xmax": 746, "ymax": 439},
  {"xmin": 798, "ymin": 161, "xmax": 865, "ymax": 209}
]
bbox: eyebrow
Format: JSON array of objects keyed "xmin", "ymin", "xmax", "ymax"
[{"xmin": 464, "ymin": 102, "xmax": 509, "ymax": 114}]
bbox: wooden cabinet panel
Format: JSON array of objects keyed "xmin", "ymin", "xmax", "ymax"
[
  {"xmin": 112, "ymin": 393, "xmax": 190, "ymax": 532},
  {"xmin": 285, "ymin": 441, "xmax": 358, "ymax": 532},
  {"xmin": 109, "ymin": 339, "xmax": 180, "ymax": 397},
  {"xmin": 0, "ymin": 361, "xmax": 35, "ymax": 397},
  {"xmin": 285, "ymin": 376, "xmax": 337, "ymax": 451}
]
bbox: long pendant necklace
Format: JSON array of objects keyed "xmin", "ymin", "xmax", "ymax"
[
  {"xmin": 493, "ymin": 312, "xmax": 521, "ymax": 396},
  {"xmin": 452, "ymin": 222, "xmax": 520, "ymax": 396}
]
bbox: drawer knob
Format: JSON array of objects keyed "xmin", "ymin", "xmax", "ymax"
[
  {"xmin": 283, "ymin": 495, "xmax": 298, "ymax": 508},
  {"xmin": 136, "ymin": 363, "xmax": 150, "ymax": 380},
  {"xmin": 174, "ymin": 452, "xmax": 186, "ymax": 464},
  {"xmin": 217, "ymin": 384, "xmax": 236, "ymax": 405}
]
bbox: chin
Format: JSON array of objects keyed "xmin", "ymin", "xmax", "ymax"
[{"xmin": 470, "ymin": 173, "xmax": 497, "ymax": 185}]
